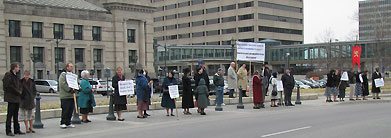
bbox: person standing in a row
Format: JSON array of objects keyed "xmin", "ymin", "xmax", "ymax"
[
  {"xmin": 227, "ymin": 62, "xmax": 237, "ymax": 98},
  {"xmin": 213, "ymin": 68, "xmax": 225, "ymax": 107},
  {"xmin": 348, "ymin": 69, "xmax": 356, "ymax": 101},
  {"xmin": 20, "ymin": 70, "xmax": 36, "ymax": 133},
  {"xmin": 135, "ymin": 69, "xmax": 151, "ymax": 119},
  {"xmin": 3, "ymin": 63, "xmax": 25, "ymax": 136},
  {"xmin": 144, "ymin": 70, "xmax": 152, "ymax": 117},
  {"xmin": 372, "ymin": 68, "xmax": 382, "ymax": 99},
  {"xmin": 161, "ymin": 71, "xmax": 177, "ymax": 116},
  {"xmin": 194, "ymin": 67, "xmax": 209, "ymax": 113},
  {"xmin": 112, "ymin": 67, "xmax": 127, "ymax": 121},
  {"xmin": 281, "ymin": 69, "xmax": 295, "ymax": 106},
  {"xmin": 355, "ymin": 71, "xmax": 363, "ymax": 100},
  {"xmin": 269, "ymin": 72, "xmax": 279, "ymax": 107},
  {"xmin": 78, "ymin": 70, "xmax": 96, "ymax": 123},
  {"xmin": 181, "ymin": 68, "xmax": 194, "ymax": 115},
  {"xmin": 252, "ymin": 71, "xmax": 263, "ymax": 109},
  {"xmin": 194, "ymin": 79, "xmax": 209, "ymax": 115},
  {"xmin": 237, "ymin": 64, "xmax": 248, "ymax": 97},
  {"xmin": 325, "ymin": 70, "xmax": 338, "ymax": 102},
  {"xmin": 59, "ymin": 63, "xmax": 76, "ymax": 128},
  {"xmin": 338, "ymin": 70, "xmax": 348, "ymax": 101},
  {"xmin": 362, "ymin": 71, "xmax": 369, "ymax": 100}
]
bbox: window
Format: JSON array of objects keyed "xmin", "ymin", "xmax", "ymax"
[
  {"xmin": 155, "ymin": 36, "xmax": 164, "ymax": 41},
  {"xmin": 221, "ymin": 4, "xmax": 236, "ymax": 11},
  {"xmin": 156, "ymin": 6, "xmax": 164, "ymax": 12},
  {"xmin": 238, "ymin": 26, "xmax": 254, "ymax": 32},
  {"xmin": 221, "ymin": 28, "xmax": 236, "ymax": 34},
  {"xmin": 128, "ymin": 50, "xmax": 137, "ymax": 63},
  {"xmin": 192, "ymin": 31, "xmax": 205, "ymax": 37},
  {"xmin": 165, "ymin": 4, "xmax": 177, "ymax": 10},
  {"xmin": 206, "ymin": 30, "xmax": 220, "ymax": 36},
  {"xmin": 238, "ymin": 14, "xmax": 254, "ymax": 20},
  {"xmin": 221, "ymin": 16, "xmax": 236, "ymax": 23},
  {"xmin": 238, "ymin": 38, "xmax": 254, "ymax": 42},
  {"xmin": 238, "ymin": 1, "xmax": 254, "ymax": 8},
  {"xmin": 75, "ymin": 48, "xmax": 84, "ymax": 63},
  {"xmin": 178, "ymin": 12, "xmax": 191, "ymax": 18},
  {"xmin": 206, "ymin": 0, "xmax": 218, "ymax": 2},
  {"xmin": 192, "ymin": 21, "xmax": 204, "ymax": 27},
  {"xmin": 258, "ymin": 1, "xmax": 302, "ymax": 13},
  {"xmin": 178, "ymin": 23, "xmax": 190, "ymax": 28},
  {"xmin": 165, "ymin": 24, "xmax": 177, "ymax": 30},
  {"xmin": 258, "ymin": 14, "xmax": 303, "ymax": 24},
  {"xmin": 191, "ymin": 10, "xmax": 204, "ymax": 16},
  {"xmin": 206, "ymin": 41, "xmax": 220, "ymax": 45},
  {"xmin": 93, "ymin": 49, "xmax": 103, "ymax": 63},
  {"xmin": 166, "ymin": 35, "xmax": 177, "ymax": 40},
  {"xmin": 221, "ymin": 40, "xmax": 232, "ymax": 45},
  {"xmin": 191, "ymin": 0, "xmax": 204, "ymax": 5},
  {"xmin": 154, "ymin": 16, "xmax": 164, "ymax": 22},
  {"xmin": 178, "ymin": 33, "xmax": 190, "ymax": 39},
  {"xmin": 53, "ymin": 23, "xmax": 64, "ymax": 39},
  {"xmin": 9, "ymin": 20, "xmax": 21, "ymax": 37},
  {"xmin": 32, "ymin": 22, "xmax": 43, "ymax": 38},
  {"xmin": 55, "ymin": 48, "xmax": 65, "ymax": 63},
  {"xmin": 154, "ymin": 26, "xmax": 164, "ymax": 32},
  {"xmin": 165, "ymin": 14, "xmax": 177, "ymax": 20},
  {"xmin": 206, "ymin": 7, "xmax": 219, "ymax": 14},
  {"xmin": 74, "ymin": 25, "xmax": 83, "ymax": 40},
  {"xmin": 127, "ymin": 29, "xmax": 136, "ymax": 43},
  {"xmin": 206, "ymin": 18, "xmax": 220, "ymax": 25},
  {"xmin": 258, "ymin": 26, "xmax": 303, "ymax": 35},
  {"xmin": 33, "ymin": 47, "xmax": 44, "ymax": 62},
  {"xmin": 215, "ymin": 49, "xmax": 225, "ymax": 57},
  {"xmin": 92, "ymin": 26, "xmax": 101, "ymax": 41},
  {"xmin": 178, "ymin": 1, "xmax": 190, "ymax": 8},
  {"xmin": 10, "ymin": 46, "xmax": 22, "ymax": 63}
]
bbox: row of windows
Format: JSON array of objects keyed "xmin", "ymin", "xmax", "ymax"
[
  {"xmin": 154, "ymin": 14, "xmax": 253, "ymax": 32},
  {"xmin": 8, "ymin": 20, "xmax": 137, "ymax": 43},
  {"xmin": 155, "ymin": 38, "xmax": 301, "ymax": 46},
  {"xmin": 154, "ymin": 1, "xmax": 254, "ymax": 22},
  {"xmin": 258, "ymin": 13, "xmax": 303, "ymax": 24},
  {"xmin": 259, "ymin": 26, "xmax": 303, "ymax": 35},
  {"xmin": 258, "ymin": 1, "xmax": 302, "ymax": 13}
]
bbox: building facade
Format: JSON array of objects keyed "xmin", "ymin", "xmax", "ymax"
[
  {"xmin": 0, "ymin": 0, "xmax": 155, "ymax": 81},
  {"xmin": 359, "ymin": 0, "xmax": 391, "ymax": 40},
  {"xmin": 151, "ymin": 0, "xmax": 303, "ymax": 45}
]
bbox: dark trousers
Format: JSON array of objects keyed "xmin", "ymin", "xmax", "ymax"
[
  {"xmin": 284, "ymin": 88, "xmax": 293, "ymax": 105},
  {"xmin": 229, "ymin": 89, "xmax": 235, "ymax": 98},
  {"xmin": 6, "ymin": 102, "xmax": 20, "ymax": 134},
  {"xmin": 60, "ymin": 98, "xmax": 75, "ymax": 125}
]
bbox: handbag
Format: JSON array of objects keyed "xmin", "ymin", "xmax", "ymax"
[{"xmin": 272, "ymin": 85, "xmax": 278, "ymax": 96}]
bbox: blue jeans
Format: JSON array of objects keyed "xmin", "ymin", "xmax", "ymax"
[{"xmin": 216, "ymin": 86, "xmax": 224, "ymax": 105}]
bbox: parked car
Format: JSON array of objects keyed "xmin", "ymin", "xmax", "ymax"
[
  {"xmin": 87, "ymin": 79, "xmax": 113, "ymax": 96},
  {"xmin": 300, "ymin": 79, "xmax": 320, "ymax": 88},
  {"xmin": 35, "ymin": 80, "xmax": 58, "ymax": 93},
  {"xmin": 295, "ymin": 80, "xmax": 311, "ymax": 89},
  {"xmin": 316, "ymin": 79, "xmax": 327, "ymax": 88}
]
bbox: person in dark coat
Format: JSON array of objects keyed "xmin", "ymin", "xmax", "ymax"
[
  {"xmin": 181, "ymin": 68, "xmax": 194, "ymax": 115},
  {"xmin": 194, "ymin": 67, "xmax": 209, "ymax": 113},
  {"xmin": 252, "ymin": 71, "xmax": 263, "ymax": 109},
  {"xmin": 78, "ymin": 70, "xmax": 96, "ymax": 123},
  {"xmin": 281, "ymin": 69, "xmax": 295, "ymax": 106},
  {"xmin": 355, "ymin": 72, "xmax": 363, "ymax": 100},
  {"xmin": 3, "ymin": 63, "xmax": 24, "ymax": 136},
  {"xmin": 161, "ymin": 71, "xmax": 177, "ymax": 116},
  {"xmin": 325, "ymin": 70, "xmax": 338, "ymax": 102},
  {"xmin": 112, "ymin": 67, "xmax": 127, "ymax": 121},
  {"xmin": 135, "ymin": 69, "xmax": 150, "ymax": 119},
  {"xmin": 372, "ymin": 68, "xmax": 382, "ymax": 99},
  {"xmin": 143, "ymin": 70, "xmax": 152, "ymax": 117},
  {"xmin": 194, "ymin": 79, "xmax": 209, "ymax": 115},
  {"xmin": 362, "ymin": 71, "xmax": 369, "ymax": 100},
  {"xmin": 213, "ymin": 68, "xmax": 225, "ymax": 107},
  {"xmin": 338, "ymin": 71, "xmax": 348, "ymax": 101},
  {"xmin": 20, "ymin": 70, "xmax": 36, "ymax": 133}
]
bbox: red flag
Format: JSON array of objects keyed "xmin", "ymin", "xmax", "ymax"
[{"xmin": 352, "ymin": 45, "xmax": 362, "ymax": 69}]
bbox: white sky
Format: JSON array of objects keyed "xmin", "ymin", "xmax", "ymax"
[{"xmin": 304, "ymin": 0, "xmax": 360, "ymax": 44}]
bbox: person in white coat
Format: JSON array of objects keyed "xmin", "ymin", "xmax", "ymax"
[{"xmin": 227, "ymin": 62, "xmax": 237, "ymax": 98}]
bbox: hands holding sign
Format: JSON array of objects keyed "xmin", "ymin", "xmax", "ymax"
[{"xmin": 118, "ymin": 80, "xmax": 135, "ymax": 96}]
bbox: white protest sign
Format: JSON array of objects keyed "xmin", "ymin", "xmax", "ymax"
[
  {"xmin": 66, "ymin": 73, "xmax": 79, "ymax": 90},
  {"xmin": 341, "ymin": 72, "xmax": 349, "ymax": 81},
  {"xmin": 277, "ymin": 80, "xmax": 284, "ymax": 91},
  {"xmin": 236, "ymin": 41, "xmax": 265, "ymax": 61},
  {"xmin": 118, "ymin": 80, "xmax": 134, "ymax": 96},
  {"xmin": 374, "ymin": 78, "xmax": 384, "ymax": 88},
  {"xmin": 168, "ymin": 85, "xmax": 179, "ymax": 99}
]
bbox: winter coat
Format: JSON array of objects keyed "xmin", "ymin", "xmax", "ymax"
[
  {"xmin": 372, "ymin": 71, "xmax": 382, "ymax": 93},
  {"xmin": 227, "ymin": 66, "xmax": 237, "ymax": 89},
  {"xmin": 78, "ymin": 79, "xmax": 96, "ymax": 108},
  {"xmin": 237, "ymin": 67, "xmax": 248, "ymax": 90},
  {"xmin": 194, "ymin": 79, "xmax": 209, "ymax": 108},
  {"xmin": 161, "ymin": 77, "xmax": 177, "ymax": 109},
  {"xmin": 3, "ymin": 71, "xmax": 22, "ymax": 103},
  {"xmin": 20, "ymin": 78, "xmax": 36, "ymax": 109},
  {"xmin": 281, "ymin": 73, "xmax": 295, "ymax": 90},
  {"xmin": 136, "ymin": 74, "xmax": 150, "ymax": 102},
  {"xmin": 252, "ymin": 75, "xmax": 263, "ymax": 104},
  {"xmin": 112, "ymin": 74, "xmax": 127, "ymax": 105},
  {"xmin": 59, "ymin": 72, "xmax": 74, "ymax": 99}
]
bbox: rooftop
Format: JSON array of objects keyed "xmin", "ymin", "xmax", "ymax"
[{"xmin": 5, "ymin": 0, "xmax": 108, "ymax": 12}]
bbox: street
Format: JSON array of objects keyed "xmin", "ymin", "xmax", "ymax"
[{"xmin": 1, "ymin": 98, "xmax": 390, "ymax": 138}]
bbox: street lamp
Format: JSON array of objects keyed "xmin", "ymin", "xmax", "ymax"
[
  {"xmin": 30, "ymin": 53, "xmax": 35, "ymax": 79},
  {"xmin": 30, "ymin": 53, "xmax": 44, "ymax": 128},
  {"xmin": 230, "ymin": 38, "xmax": 235, "ymax": 62},
  {"xmin": 47, "ymin": 38, "xmax": 63, "ymax": 80},
  {"xmin": 286, "ymin": 53, "xmax": 290, "ymax": 69}
]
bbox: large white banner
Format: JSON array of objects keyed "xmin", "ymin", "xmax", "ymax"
[
  {"xmin": 236, "ymin": 41, "xmax": 266, "ymax": 61},
  {"xmin": 66, "ymin": 73, "xmax": 79, "ymax": 90},
  {"xmin": 118, "ymin": 80, "xmax": 135, "ymax": 96}
]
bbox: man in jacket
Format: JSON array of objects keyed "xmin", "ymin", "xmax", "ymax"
[
  {"xmin": 213, "ymin": 68, "xmax": 225, "ymax": 106},
  {"xmin": 227, "ymin": 62, "xmax": 237, "ymax": 98},
  {"xmin": 3, "ymin": 63, "xmax": 25, "ymax": 136},
  {"xmin": 59, "ymin": 63, "xmax": 76, "ymax": 129},
  {"xmin": 281, "ymin": 69, "xmax": 295, "ymax": 106}
]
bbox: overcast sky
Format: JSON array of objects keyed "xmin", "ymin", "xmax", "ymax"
[{"xmin": 304, "ymin": 0, "xmax": 360, "ymax": 44}]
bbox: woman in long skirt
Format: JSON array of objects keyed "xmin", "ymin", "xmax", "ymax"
[
  {"xmin": 161, "ymin": 71, "xmax": 177, "ymax": 116},
  {"xmin": 361, "ymin": 71, "xmax": 369, "ymax": 100},
  {"xmin": 181, "ymin": 68, "xmax": 194, "ymax": 115},
  {"xmin": 355, "ymin": 72, "xmax": 363, "ymax": 100},
  {"xmin": 252, "ymin": 71, "xmax": 263, "ymax": 109}
]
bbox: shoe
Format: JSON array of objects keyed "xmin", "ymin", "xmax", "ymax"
[
  {"xmin": 221, "ymin": 103, "xmax": 226, "ymax": 106},
  {"xmin": 60, "ymin": 124, "xmax": 67, "ymax": 129},
  {"xmin": 333, "ymin": 100, "xmax": 339, "ymax": 102},
  {"xmin": 253, "ymin": 106, "xmax": 259, "ymax": 109},
  {"xmin": 260, "ymin": 105, "xmax": 265, "ymax": 108},
  {"xmin": 82, "ymin": 120, "xmax": 89, "ymax": 123},
  {"xmin": 200, "ymin": 112, "xmax": 206, "ymax": 115},
  {"xmin": 86, "ymin": 119, "xmax": 92, "ymax": 122},
  {"xmin": 14, "ymin": 131, "xmax": 25, "ymax": 135},
  {"xmin": 6, "ymin": 132, "xmax": 15, "ymax": 136},
  {"xmin": 373, "ymin": 97, "xmax": 376, "ymax": 99},
  {"xmin": 356, "ymin": 98, "xmax": 361, "ymax": 100},
  {"xmin": 187, "ymin": 112, "xmax": 192, "ymax": 115},
  {"xmin": 377, "ymin": 97, "xmax": 381, "ymax": 99},
  {"xmin": 166, "ymin": 114, "xmax": 169, "ymax": 116},
  {"xmin": 117, "ymin": 118, "xmax": 125, "ymax": 121},
  {"xmin": 349, "ymin": 99, "xmax": 355, "ymax": 101},
  {"xmin": 144, "ymin": 113, "xmax": 151, "ymax": 116},
  {"xmin": 67, "ymin": 124, "xmax": 75, "ymax": 128},
  {"xmin": 170, "ymin": 114, "xmax": 175, "ymax": 116},
  {"xmin": 29, "ymin": 128, "xmax": 35, "ymax": 133},
  {"xmin": 363, "ymin": 98, "xmax": 368, "ymax": 100},
  {"xmin": 137, "ymin": 116, "xmax": 145, "ymax": 119}
]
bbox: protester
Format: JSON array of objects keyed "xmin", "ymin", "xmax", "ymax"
[
  {"xmin": 213, "ymin": 68, "xmax": 225, "ymax": 107},
  {"xmin": 181, "ymin": 68, "xmax": 194, "ymax": 115},
  {"xmin": 237, "ymin": 64, "xmax": 248, "ymax": 97},
  {"xmin": 348, "ymin": 69, "xmax": 356, "ymax": 101},
  {"xmin": 161, "ymin": 71, "xmax": 177, "ymax": 116},
  {"xmin": 281, "ymin": 69, "xmax": 295, "ymax": 106},
  {"xmin": 338, "ymin": 71, "xmax": 348, "ymax": 101},
  {"xmin": 372, "ymin": 68, "xmax": 382, "ymax": 99},
  {"xmin": 227, "ymin": 62, "xmax": 237, "ymax": 98},
  {"xmin": 112, "ymin": 67, "xmax": 127, "ymax": 121},
  {"xmin": 135, "ymin": 69, "xmax": 151, "ymax": 119},
  {"xmin": 362, "ymin": 71, "xmax": 369, "ymax": 100},
  {"xmin": 325, "ymin": 70, "xmax": 338, "ymax": 102},
  {"xmin": 143, "ymin": 70, "xmax": 152, "ymax": 117},
  {"xmin": 19, "ymin": 70, "xmax": 36, "ymax": 133},
  {"xmin": 59, "ymin": 63, "xmax": 77, "ymax": 128},
  {"xmin": 194, "ymin": 67, "xmax": 209, "ymax": 113},
  {"xmin": 78, "ymin": 70, "xmax": 96, "ymax": 123},
  {"xmin": 269, "ymin": 72, "xmax": 279, "ymax": 107},
  {"xmin": 3, "ymin": 63, "xmax": 24, "ymax": 136},
  {"xmin": 262, "ymin": 63, "xmax": 271, "ymax": 97},
  {"xmin": 194, "ymin": 79, "xmax": 209, "ymax": 115},
  {"xmin": 355, "ymin": 72, "xmax": 363, "ymax": 100},
  {"xmin": 252, "ymin": 71, "xmax": 263, "ymax": 109}
]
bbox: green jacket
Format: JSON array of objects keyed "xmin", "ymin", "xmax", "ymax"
[
  {"xmin": 59, "ymin": 72, "xmax": 73, "ymax": 99},
  {"xmin": 195, "ymin": 79, "xmax": 209, "ymax": 108},
  {"xmin": 78, "ymin": 79, "xmax": 96, "ymax": 108}
]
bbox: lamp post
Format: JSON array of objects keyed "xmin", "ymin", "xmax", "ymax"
[
  {"xmin": 105, "ymin": 68, "xmax": 116, "ymax": 121},
  {"xmin": 30, "ymin": 53, "xmax": 44, "ymax": 128},
  {"xmin": 230, "ymin": 38, "xmax": 235, "ymax": 62},
  {"xmin": 164, "ymin": 44, "xmax": 167, "ymax": 77},
  {"xmin": 286, "ymin": 53, "xmax": 290, "ymax": 69}
]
